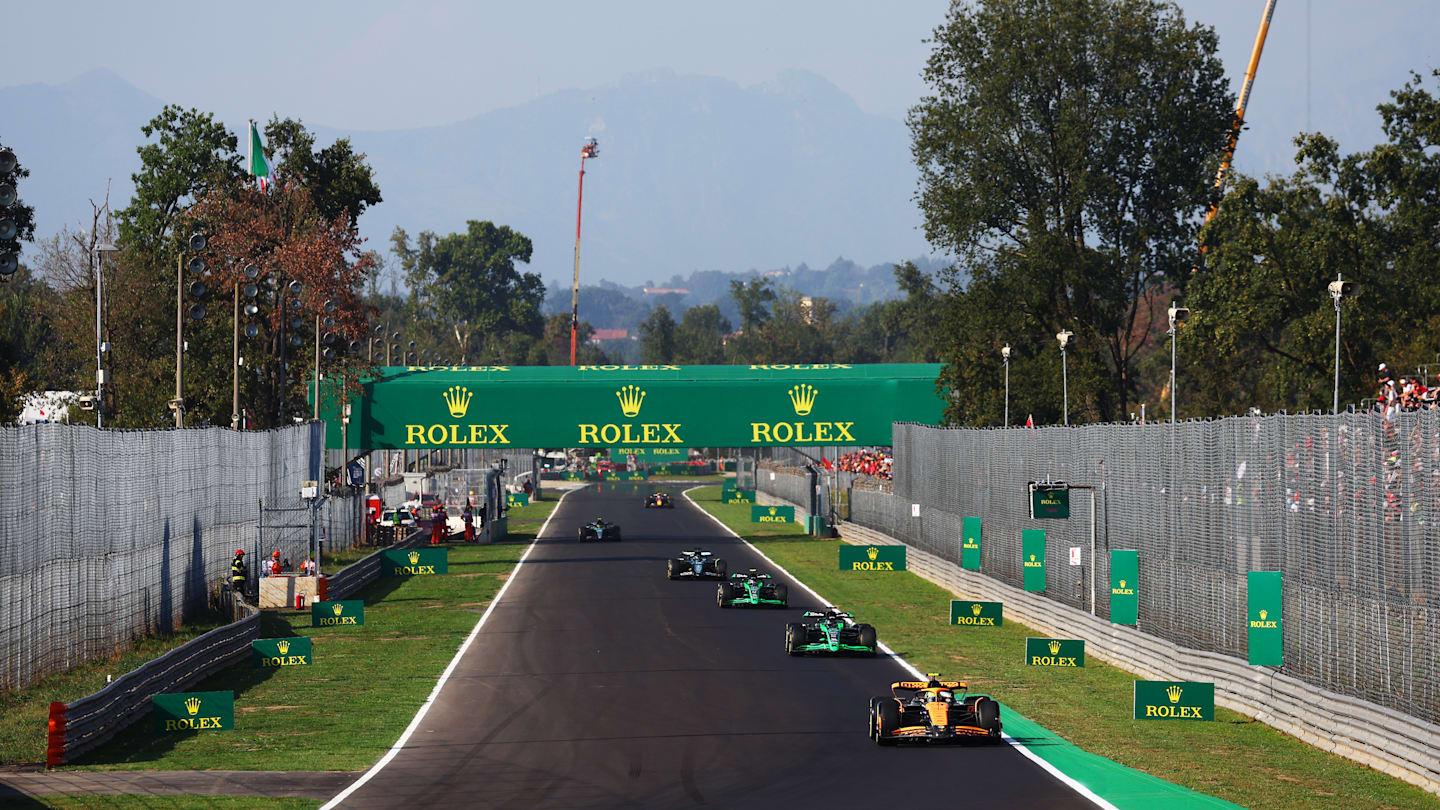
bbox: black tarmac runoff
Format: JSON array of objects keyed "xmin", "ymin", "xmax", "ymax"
[{"xmin": 330, "ymin": 483, "xmax": 1095, "ymax": 809}]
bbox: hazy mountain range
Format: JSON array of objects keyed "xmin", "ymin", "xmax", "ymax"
[{"xmin": 2, "ymin": 67, "xmax": 936, "ymax": 288}]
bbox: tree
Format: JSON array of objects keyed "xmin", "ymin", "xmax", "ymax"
[
  {"xmin": 391, "ymin": 221, "xmax": 544, "ymax": 363},
  {"xmin": 116, "ymin": 106, "xmax": 243, "ymax": 255},
  {"xmin": 674, "ymin": 305, "xmax": 731, "ymax": 364},
  {"xmin": 264, "ymin": 118, "xmax": 382, "ymax": 231},
  {"xmin": 637, "ymin": 305, "xmax": 677, "ymax": 363},
  {"xmin": 909, "ymin": 0, "xmax": 1233, "ymax": 424}
]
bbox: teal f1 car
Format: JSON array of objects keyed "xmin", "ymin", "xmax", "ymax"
[
  {"xmin": 785, "ymin": 608, "xmax": 877, "ymax": 656},
  {"xmin": 717, "ymin": 569, "xmax": 788, "ymax": 608}
]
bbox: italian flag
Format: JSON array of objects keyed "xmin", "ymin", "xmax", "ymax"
[{"xmin": 248, "ymin": 120, "xmax": 270, "ymax": 191}]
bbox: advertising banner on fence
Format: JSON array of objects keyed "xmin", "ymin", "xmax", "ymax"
[
  {"xmin": 1024, "ymin": 637, "xmax": 1085, "ymax": 667},
  {"xmin": 1248, "ymin": 571, "xmax": 1283, "ymax": 666},
  {"xmin": 381, "ymin": 548, "xmax": 449, "ymax": 576},
  {"xmin": 724, "ymin": 489, "xmax": 755, "ymax": 504},
  {"xmin": 1030, "ymin": 486, "xmax": 1070, "ymax": 519},
  {"xmin": 840, "ymin": 545, "xmax": 907, "ymax": 571},
  {"xmin": 961, "ymin": 516, "xmax": 982, "ymax": 570},
  {"xmin": 612, "ymin": 447, "xmax": 687, "ymax": 464},
  {"xmin": 252, "ymin": 636, "xmax": 313, "ymax": 668},
  {"xmin": 153, "ymin": 691, "xmax": 234, "ymax": 732},
  {"xmin": 1133, "ymin": 681, "xmax": 1214, "ymax": 720},
  {"xmin": 312, "ymin": 600, "xmax": 364, "ymax": 627},
  {"xmin": 507, "ymin": 492, "xmax": 530, "ymax": 507},
  {"xmin": 604, "ymin": 470, "xmax": 648, "ymax": 481},
  {"xmin": 752, "ymin": 505, "xmax": 794, "ymax": 524},
  {"xmin": 1021, "ymin": 530, "xmax": 1046, "ymax": 591},
  {"xmin": 951, "ymin": 600, "xmax": 1002, "ymax": 626},
  {"xmin": 1110, "ymin": 549, "xmax": 1138, "ymax": 625}
]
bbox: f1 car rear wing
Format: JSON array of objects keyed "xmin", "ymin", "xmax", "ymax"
[{"xmin": 893, "ymin": 681, "xmax": 966, "ymax": 690}]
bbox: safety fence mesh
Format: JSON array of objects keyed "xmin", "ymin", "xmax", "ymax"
[
  {"xmin": 762, "ymin": 413, "xmax": 1440, "ymax": 725},
  {"xmin": 0, "ymin": 422, "xmax": 329, "ymax": 692}
]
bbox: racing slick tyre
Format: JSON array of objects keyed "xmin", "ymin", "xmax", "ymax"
[
  {"xmin": 784, "ymin": 623, "xmax": 805, "ymax": 655},
  {"xmin": 771, "ymin": 583, "xmax": 788, "ymax": 607},
  {"xmin": 856, "ymin": 624, "xmax": 878, "ymax": 656},
  {"xmin": 667, "ymin": 559, "xmax": 684, "ymax": 579},
  {"xmin": 974, "ymin": 697, "xmax": 1001, "ymax": 739},
  {"xmin": 712, "ymin": 559, "xmax": 728, "ymax": 578},
  {"xmin": 874, "ymin": 699, "xmax": 900, "ymax": 746},
  {"xmin": 717, "ymin": 582, "xmax": 735, "ymax": 607}
]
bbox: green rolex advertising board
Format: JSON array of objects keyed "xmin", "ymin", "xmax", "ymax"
[
  {"xmin": 950, "ymin": 600, "xmax": 1002, "ymax": 626},
  {"xmin": 381, "ymin": 547, "xmax": 448, "ymax": 576},
  {"xmin": 1021, "ymin": 530, "xmax": 1047, "ymax": 591},
  {"xmin": 724, "ymin": 489, "xmax": 756, "ymax": 504},
  {"xmin": 1247, "ymin": 571, "xmax": 1283, "ymax": 666},
  {"xmin": 961, "ymin": 516, "xmax": 982, "ymax": 570},
  {"xmin": 752, "ymin": 505, "xmax": 795, "ymax": 524},
  {"xmin": 604, "ymin": 470, "xmax": 648, "ymax": 481},
  {"xmin": 322, "ymin": 364, "xmax": 946, "ymax": 449},
  {"xmin": 562, "ymin": 471, "xmax": 586, "ymax": 481},
  {"xmin": 1030, "ymin": 486, "xmax": 1070, "ymax": 519},
  {"xmin": 252, "ymin": 636, "xmax": 312, "ymax": 668},
  {"xmin": 1024, "ymin": 637, "xmax": 1085, "ymax": 667},
  {"xmin": 839, "ymin": 545, "xmax": 907, "ymax": 572},
  {"xmin": 507, "ymin": 492, "xmax": 530, "ymax": 507},
  {"xmin": 1110, "ymin": 550, "xmax": 1138, "ymax": 625},
  {"xmin": 1134, "ymin": 681, "xmax": 1214, "ymax": 721},
  {"xmin": 312, "ymin": 600, "xmax": 364, "ymax": 627},
  {"xmin": 154, "ymin": 691, "xmax": 234, "ymax": 732},
  {"xmin": 612, "ymin": 446, "xmax": 687, "ymax": 464}
]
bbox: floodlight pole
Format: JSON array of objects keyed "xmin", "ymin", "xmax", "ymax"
[
  {"xmin": 1332, "ymin": 275, "xmax": 1343, "ymax": 415},
  {"xmin": 570, "ymin": 139, "xmax": 599, "ymax": 365},
  {"xmin": 1001, "ymin": 344, "xmax": 1011, "ymax": 426},
  {"xmin": 175, "ymin": 253, "xmax": 184, "ymax": 428}
]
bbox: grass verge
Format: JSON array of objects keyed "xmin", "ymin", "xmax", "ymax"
[
  {"xmin": 688, "ymin": 485, "xmax": 1439, "ymax": 810},
  {"xmin": 34, "ymin": 796, "xmax": 317, "ymax": 809},
  {"xmin": 1, "ymin": 617, "xmax": 229, "ymax": 766},
  {"xmin": 53, "ymin": 497, "xmax": 559, "ymax": 774}
]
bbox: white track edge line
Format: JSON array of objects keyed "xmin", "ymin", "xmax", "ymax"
[
  {"xmin": 320, "ymin": 485, "xmax": 585, "ymax": 809},
  {"xmin": 681, "ymin": 485, "xmax": 1118, "ymax": 810}
]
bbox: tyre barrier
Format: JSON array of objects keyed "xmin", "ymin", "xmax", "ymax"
[
  {"xmin": 45, "ymin": 528, "xmax": 425, "ymax": 768},
  {"xmin": 46, "ymin": 593, "xmax": 259, "ymax": 767}
]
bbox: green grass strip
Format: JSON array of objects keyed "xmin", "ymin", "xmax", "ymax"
[
  {"xmin": 47, "ymin": 496, "xmax": 558, "ymax": 774},
  {"xmin": 687, "ymin": 485, "xmax": 1439, "ymax": 810},
  {"xmin": 33, "ymin": 795, "xmax": 318, "ymax": 809}
]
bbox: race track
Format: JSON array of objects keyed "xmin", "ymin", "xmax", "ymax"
[{"xmin": 330, "ymin": 483, "xmax": 1095, "ymax": 809}]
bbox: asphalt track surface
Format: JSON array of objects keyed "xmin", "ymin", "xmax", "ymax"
[{"xmin": 331, "ymin": 483, "xmax": 1094, "ymax": 809}]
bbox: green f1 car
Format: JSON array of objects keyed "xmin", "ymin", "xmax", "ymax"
[
  {"xmin": 716, "ymin": 569, "xmax": 788, "ymax": 608},
  {"xmin": 785, "ymin": 608, "xmax": 877, "ymax": 656}
]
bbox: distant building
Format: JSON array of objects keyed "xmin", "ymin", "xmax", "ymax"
[
  {"xmin": 589, "ymin": 328, "xmax": 630, "ymax": 343},
  {"xmin": 18, "ymin": 391, "xmax": 80, "ymax": 425}
]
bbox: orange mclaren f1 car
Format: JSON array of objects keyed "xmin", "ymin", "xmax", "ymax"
[{"xmin": 869, "ymin": 673, "xmax": 1002, "ymax": 745}]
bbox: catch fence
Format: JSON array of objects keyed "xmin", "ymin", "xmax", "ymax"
[
  {"xmin": 0, "ymin": 422, "xmax": 326, "ymax": 691},
  {"xmin": 760, "ymin": 412, "xmax": 1440, "ymax": 726}
]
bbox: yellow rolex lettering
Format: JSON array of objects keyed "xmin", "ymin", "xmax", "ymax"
[
  {"xmin": 794, "ymin": 422, "xmax": 812, "ymax": 442},
  {"xmin": 751, "ymin": 423, "xmax": 772, "ymax": 443},
  {"xmin": 468, "ymin": 424, "xmax": 487, "ymax": 443},
  {"xmin": 661, "ymin": 424, "xmax": 681, "ymax": 442},
  {"xmin": 814, "ymin": 422, "xmax": 832, "ymax": 442},
  {"xmin": 834, "ymin": 422, "xmax": 855, "ymax": 442},
  {"xmin": 600, "ymin": 425, "xmax": 621, "ymax": 444},
  {"xmin": 490, "ymin": 424, "xmax": 509, "ymax": 443},
  {"xmin": 426, "ymin": 425, "xmax": 446, "ymax": 444},
  {"xmin": 447, "ymin": 424, "xmax": 460, "ymax": 444},
  {"xmin": 771, "ymin": 422, "xmax": 794, "ymax": 442},
  {"xmin": 578, "ymin": 424, "xmax": 598, "ymax": 444},
  {"xmin": 406, "ymin": 425, "xmax": 424, "ymax": 444},
  {"xmin": 642, "ymin": 423, "xmax": 659, "ymax": 443}
]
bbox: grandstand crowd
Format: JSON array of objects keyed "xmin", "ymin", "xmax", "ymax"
[
  {"xmin": 1375, "ymin": 363, "xmax": 1438, "ymax": 413},
  {"xmin": 824, "ymin": 448, "xmax": 894, "ymax": 480}
]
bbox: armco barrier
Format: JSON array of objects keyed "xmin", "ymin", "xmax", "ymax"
[
  {"xmin": 45, "ymin": 527, "xmax": 423, "ymax": 767},
  {"xmin": 47, "ymin": 593, "xmax": 258, "ymax": 767},
  {"xmin": 756, "ymin": 473, "xmax": 1440, "ymax": 796}
]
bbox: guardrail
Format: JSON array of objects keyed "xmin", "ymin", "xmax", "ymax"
[
  {"xmin": 46, "ymin": 590, "xmax": 259, "ymax": 767},
  {"xmin": 45, "ymin": 528, "xmax": 423, "ymax": 767},
  {"xmin": 755, "ymin": 478, "xmax": 1440, "ymax": 796}
]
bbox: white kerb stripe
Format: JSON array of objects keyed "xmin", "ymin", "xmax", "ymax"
[
  {"xmin": 320, "ymin": 485, "xmax": 585, "ymax": 809},
  {"xmin": 680, "ymin": 486, "xmax": 1117, "ymax": 810}
]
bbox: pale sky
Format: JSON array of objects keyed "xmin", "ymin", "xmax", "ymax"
[{"xmin": 8, "ymin": 0, "xmax": 1438, "ymax": 196}]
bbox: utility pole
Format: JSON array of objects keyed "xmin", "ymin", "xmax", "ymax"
[{"xmin": 569, "ymin": 137, "xmax": 599, "ymax": 365}]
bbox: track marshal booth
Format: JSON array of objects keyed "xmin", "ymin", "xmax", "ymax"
[{"xmin": 320, "ymin": 364, "xmax": 945, "ymax": 449}]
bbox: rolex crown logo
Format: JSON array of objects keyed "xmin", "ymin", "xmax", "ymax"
[
  {"xmin": 787, "ymin": 384, "xmax": 819, "ymax": 416},
  {"xmin": 971, "ymin": 603, "xmax": 982, "ymax": 616},
  {"xmin": 276, "ymin": 640, "xmax": 290, "ymax": 655},
  {"xmin": 1029, "ymin": 554, "xmax": 1036, "ymax": 562},
  {"xmin": 1048, "ymin": 640, "xmax": 1062, "ymax": 655},
  {"xmin": 1166, "ymin": 684, "xmax": 1183, "ymax": 703},
  {"xmin": 1258, "ymin": 609, "xmax": 1267, "ymax": 621},
  {"xmin": 866, "ymin": 546, "xmax": 879, "ymax": 561},
  {"xmin": 408, "ymin": 551, "xmax": 420, "ymax": 565},
  {"xmin": 768, "ymin": 507, "xmax": 777, "ymax": 515},
  {"xmin": 616, "ymin": 385, "xmax": 646, "ymax": 417},
  {"xmin": 184, "ymin": 696, "xmax": 201, "ymax": 716},
  {"xmin": 332, "ymin": 603, "xmax": 344, "ymax": 616},
  {"xmin": 442, "ymin": 386, "xmax": 473, "ymax": 419},
  {"xmin": 1118, "ymin": 579, "xmax": 1126, "ymax": 589}
]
